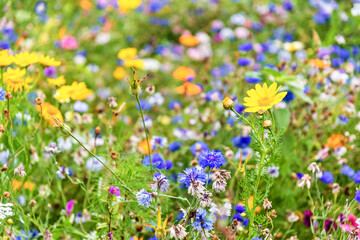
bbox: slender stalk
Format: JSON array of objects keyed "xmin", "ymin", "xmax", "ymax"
[
  {"xmin": 158, "ymin": 194, "xmax": 191, "ymax": 206},
  {"xmin": 68, "ymin": 132, "xmax": 134, "ymax": 196},
  {"xmin": 135, "ymin": 94, "xmax": 152, "ymax": 170}
]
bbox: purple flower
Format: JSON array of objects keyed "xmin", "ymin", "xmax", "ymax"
[
  {"xmin": 43, "ymin": 66, "xmax": 57, "ymax": 77},
  {"xmin": 319, "ymin": 171, "xmax": 334, "ymax": 184},
  {"xmin": 109, "ymin": 187, "xmax": 120, "ymax": 196},
  {"xmin": 151, "ymin": 172, "xmax": 170, "ymax": 192},
  {"xmin": 237, "ymin": 58, "xmax": 251, "ymax": 66},
  {"xmin": 198, "ymin": 150, "xmax": 226, "ymax": 169},
  {"xmin": 0, "ymin": 87, "xmax": 5, "ymax": 101},
  {"xmin": 238, "ymin": 43, "xmax": 253, "ymax": 52},
  {"xmin": 341, "ymin": 165, "xmax": 355, "ymax": 178},
  {"xmin": 303, "ymin": 210, "xmax": 313, "ymax": 227}
]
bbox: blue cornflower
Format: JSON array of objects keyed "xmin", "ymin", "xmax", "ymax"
[
  {"xmin": 190, "ymin": 141, "xmax": 209, "ymax": 156},
  {"xmin": 233, "ymin": 104, "xmax": 246, "ymax": 114},
  {"xmin": 198, "ymin": 150, "xmax": 226, "ymax": 169},
  {"xmin": 355, "ymin": 190, "xmax": 360, "ymax": 204},
  {"xmin": 34, "ymin": 1, "xmax": 47, "ymax": 15},
  {"xmin": 319, "ymin": 171, "xmax": 334, "ymax": 184},
  {"xmin": 267, "ymin": 166, "xmax": 279, "ymax": 178},
  {"xmin": 151, "ymin": 172, "xmax": 170, "ymax": 193},
  {"xmin": 168, "ymin": 141, "xmax": 183, "ymax": 152},
  {"xmin": 235, "ymin": 204, "xmax": 246, "ymax": 213},
  {"xmin": 0, "ymin": 87, "xmax": 5, "ymax": 101},
  {"xmin": 353, "ymin": 171, "xmax": 360, "ymax": 184},
  {"xmin": 232, "ymin": 135, "xmax": 251, "ymax": 148},
  {"xmin": 237, "ymin": 58, "xmax": 251, "ymax": 66},
  {"xmin": 205, "ymin": 89, "xmax": 223, "ymax": 101},
  {"xmin": 74, "ymin": 101, "xmax": 88, "ymax": 113},
  {"xmin": 283, "ymin": 0, "xmax": 293, "ymax": 11},
  {"xmin": 168, "ymin": 100, "xmax": 182, "ymax": 110},
  {"xmin": 142, "ymin": 154, "xmax": 165, "ymax": 169},
  {"xmin": 252, "ymin": 237, "xmax": 263, "ymax": 240},
  {"xmin": 136, "ymin": 189, "xmax": 152, "ymax": 208},
  {"xmin": 337, "ymin": 115, "xmax": 349, "ymax": 125},
  {"xmin": 136, "ymin": 99, "xmax": 152, "ymax": 111},
  {"xmin": 341, "ymin": 165, "xmax": 355, "ymax": 178},
  {"xmin": 178, "ymin": 167, "xmax": 207, "ymax": 187},
  {"xmin": 192, "ymin": 208, "xmax": 215, "ymax": 231},
  {"xmin": 282, "ymin": 91, "xmax": 296, "ymax": 103},
  {"xmin": 238, "ymin": 43, "xmax": 253, "ymax": 52},
  {"xmin": 233, "ymin": 213, "xmax": 244, "ymax": 222}
]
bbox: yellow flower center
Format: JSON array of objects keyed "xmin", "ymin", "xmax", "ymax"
[{"xmin": 258, "ymin": 97, "xmax": 272, "ymax": 107}]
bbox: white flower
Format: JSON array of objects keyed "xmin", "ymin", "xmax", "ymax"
[
  {"xmin": 170, "ymin": 225, "xmax": 187, "ymax": 240},
  {"xmin": 307, "ymin": 162, "xmax": 323, "ymax": 178},
  {"xmin": 209, "ymin": 202, "xmax": 232, "ymax": 218},
  {"xmin": 14, "ymin": 164, "xmax": 26, "ymax": 177},
  {"xmin": 0, "ymin": 203, "xmax": 14, "ymax": 220},
  {"xmin": 188, "ymin": 180, "xmax": 205, "ymax": 197},
  {"xmin": 148, "ymin": 92, "xmax": 164, "ymax": 106},
  {"xmin": 298, "ymin": 174, "xmax": 311, "ymax": 189}
]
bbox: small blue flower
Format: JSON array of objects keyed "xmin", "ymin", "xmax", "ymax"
[
  {"xmin": 282, "ymin": 91, "xmax": 296, "ymax": 103},
  {"xmin": 136, "ymin": 99, "xmax": 152, "ymax": 111},
  {"xmin": 238, "ymin": 43, "xmax": 253, "ymax": 52},
  {"xmin": 74, "ymin": 101, "xmax": 88, "ymax": 113},
  {"xmin": 237, "ymin": 58, "xmax": 251, "ymax": 66},
  {"xmin": 267, "ymin": 166, "xmax": 279, "ymax": 178},
  {"xmin": 168, "ymin": 100, "xmax": 182, "ymax": 110},
  {"xmin": 198, "ymin": 150, "xmax": 226, "ymax": 169},
  {"xmin": 235, "ymin": 204, "xmax": 246, "ymax": 213},
  {"xmin": 353, "ymin": 171, "xmax": 360, "ymax": 184},
  {"xmin": 178, "ymin": 167, "xmax": 207, "ymax": 187},
  {"xmin": 341, "ymin": 165, "xmax": 355, "ymax": 178},
  {"xmin": 205, "ymin": 89, "xmax": 223, "ymax": 101},
  {"xmin": 355, "ymin": 190, "xmax": 360, "ymax": 204},
  {"xmin": 319, "ymin": 171, "xmax": 334, "ymax": 184},
  {"xmin": 190, "ymin": 141, "xmax": 209, "ymax": 156},
  {"xmin": 0, "ymin": 87, "xmax": 5, "ymax": 101},
  {"xmin": 232, "ymin": 135, "xmax": 251, "ymax": 148},
  {"xmin": 136, "ymin": 189, "xmax": 152, "ymax": 208},
  {"xmin": 142, "ymin": 153, "xmax": 165, "ymax": 169},
  {"xmin": 168, "ymin": 141, "xmax": 183, "ymax": 152},
  {"xmin": 192, "ymin": 208, "xmax": 215, "ymax": 231}
]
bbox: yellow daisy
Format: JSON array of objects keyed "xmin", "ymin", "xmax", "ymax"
[
  {"xmin": 47, "ymin": 75, "xmax": 66, "ymax": 86},
  {"xmin": 55, "ymin": 81, "xmax": 93, "ymax": 102},
  {"xmin": 243, "ymin": 82, "xmax": 287, "ymax": 113},
  {"xmin": 38, "ymin": 54, "xmax": 61, "ymax": 67},
  {"xmin": 14, "ymin": 51, "xmax": 39, "ymax": 67},
  {"xmin": 113, "ymin": 66, "xmax": 126, "ymax": 80},
  {"xmin": 37, "ymin": 102, "xmax": 64, "ymax": 126},
  {"xmin": 117, "ymin": 48, "xmax": 137, "ymax": 60},
  {"xmin": 3, "ymin": 68, "xmax": 33, "ymax": 92},
  {"xmin": 0, "ymin": 50, "xmax": 14, "ymax": 67}
]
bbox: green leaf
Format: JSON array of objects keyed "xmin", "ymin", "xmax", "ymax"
[{"xmin": 274, "ymin": 108, "xmax": 291, "ymax": 130}]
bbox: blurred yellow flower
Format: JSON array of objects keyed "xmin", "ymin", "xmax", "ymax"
[
  {"xmin": 283, "ymin": 41, "xmax": 304, "ymax": 52},
  {"xmin": 0, "ymin": 50, "xmax": 14, "ymax": 67},
  {"xmin": 124, "ymin": 59, "xmax": 144, "ymax": 69},
  {"xmin": 37, "ymin": 102, "xmax": 64, "ymax": 126},
  {"xmin": 113, "ymin": 66, "xmax": 126, "ymax": 79},
  {"xmin": 243, "ymin": 82, "xmax": 287, "ymax": 113},
  {"xmin": 39, "ymin": 54, "xmax": 61, "ymax": 67},
  {"xmin": 118, "ymin": 0, "xmax": 141, "ymax": 12},
  {"xmin": 3, "ymin": 68, "xmax": 33, "ymax": 92},
  {"xmin": 14, "ymin": 51, "xmax": 39, "ymax": 67},
  {"xmin": 117, "ymin": 48, "xmax": 137, "ymax": 60},
  {"xmin": 47, "ymin": 75, "xmax": 66, "ymax": 86},
  {"xmin": 55, "ymin": 81, "xmax": 93, "ymax": 102}
]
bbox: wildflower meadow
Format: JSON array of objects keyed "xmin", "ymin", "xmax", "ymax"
[{"xmin": 1, "ymin": 0, "xmax": 360, "ymax": 239}]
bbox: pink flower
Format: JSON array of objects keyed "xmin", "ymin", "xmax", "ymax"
[
  {"xmin": 339, "ymin": 214, "xmax": 359, "ymax": 232},
  {"xmin": 109, "ymin": 186, "xmax": 120, "ymax": 196},
  {"xmin": 60, "ymin": 35, "xmax": 79, "ymax": 50},
  {"xmin": 66, "ymin": 200, "xmax": 75, "ymax": 216}
]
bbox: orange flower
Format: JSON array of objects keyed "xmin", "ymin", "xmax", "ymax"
[
  {"xmin": 308, "ymin": 59, "xmax": 330, "ymax": 69},
  {"xmin": 37, "ymin": 102, "xmax": 64, "ymax": 126},
  {"xmin": 176, "ymin": 82, "xmax": 202, "ymax": 96},
  {"xmin": 172, "ymin": 66, "xmax": 196, "ymax": 81},
  {"xmin": 138, "ymin": 139, "xmax": 152, "ymax": 155},
  {"xmin": 325, "ymin": 134, "xmax": 347, "ymax": 149},
  {"xmin": 179, "ymin": 34, "xmax": 200, "ymax": 47},
  {"xmin": 13, "ymin": 179, "xmax": 35, "ymax": 191},
  {"xmin": 79, "ymin": 0, "xmax": 93, "ymax": 10}
]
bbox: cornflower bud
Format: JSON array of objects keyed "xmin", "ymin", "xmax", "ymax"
[{"xmin": 262, "ymin": 120, "xmax": 272, "ymax": 128}]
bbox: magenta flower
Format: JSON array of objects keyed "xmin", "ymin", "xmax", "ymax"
[
  {"xmin": 109, "ymin": 186, "xmax": 120, "ymax": 196},
  {"xmin": 66, "ymin": 200, "xmax": 75, "ymax": 216},
  {"xmin": 60, "ymin": 35, "xmax": 79, "ymax": 50}
]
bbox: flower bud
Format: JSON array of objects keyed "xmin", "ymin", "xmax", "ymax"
[
  {"xmin": 5, "ymin": 92, "xmax": 12, "ymax": 100},
  {"xmin": 94, "ymin": 126, "xmax": 101, "ymax": 136},
  {"xmin": 36, "ymin": 97, "xmax": 43, "ymax": 105},
  {"xmin": 262, "ymin": 120, "xmax": 272, "ymax": 128},
  {"xmin": 222, "ymin": 97, "xmax": 234, "ymax": 110},
  {"xmin": 4, "ymin": 192, "xmax": 10, "ymax": 198},
  {"xmin": 30, "ymin": 200, "xmax": 37, "ymax": 207},
  {"xmin": 7, "ymin": 218, "xmax": 13, "ymax": 224}
]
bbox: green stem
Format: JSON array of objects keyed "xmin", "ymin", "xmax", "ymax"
[
  {"xmin": 68, "ymin": 132, "xmax": 135, "ymax": 196},
  {"xmin": 249, "ymin": 150, "xmax": 267, "ymax": 237},
  {"xmin": 158, "ymin": 194, "xmax": 191, "ymax": 206},
  {"xmin": 135, "ymin": 94, "xmax": 152, "ymax": 170},
  {"xmin": 231, "ymin": 107, "xmax": 267, "ymax": 152}
]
